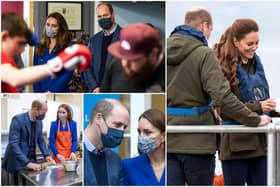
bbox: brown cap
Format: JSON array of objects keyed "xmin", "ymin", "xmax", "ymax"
[{"xmin": 108, "ymin": 23, "xmax": 160, "ymax": 60}]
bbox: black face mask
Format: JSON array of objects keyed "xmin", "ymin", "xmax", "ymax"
[
  {"xmin": 36, "ymin": 114, "xmax": 45, "ymax": 120},
  {"xmin": 98, "ymin": 118, "xmax": 124, "ymax": 148},
  {"xmin": 98, "ymin": 17, "xmax": 113, "ymax": 30},
  {"xmin": 101, "ymin": 127, "xmax": 124, "ymax": 148}
]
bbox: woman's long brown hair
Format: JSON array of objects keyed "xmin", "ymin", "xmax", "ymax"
[
  {"xmin": 213, "ymin": 18, "xmax": 259, "ymax": 86},
  {"xmin": 36, "ymin": 12, "xmax": 72, "ymax": 56}
]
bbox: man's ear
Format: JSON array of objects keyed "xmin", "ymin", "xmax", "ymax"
[
  {"xmin": 1, "ymin": 31, "xmax": 9, "ymax": 42},
  {"xmin": 197, "ymin": 23, "xmax": 203, "ymax": 33},
  {"xmin": 94, "ymin": 113, "xmax": 103, "ymax": 126},
  {"xmin": 199, "ymin": 22, "xmax": 208, "ymax": 34}
]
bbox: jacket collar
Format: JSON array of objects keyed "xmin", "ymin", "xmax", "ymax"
[
  {"xmin": 171, "ymin": 24, "xmax": 208, "ymax": 46},
  {"xmin": 103, "ymin": 23, "xmax": 118, "ymax": 36},
  {"xmin": 24, "ymin": 112, "xmax": 32, "ymax": 144}
]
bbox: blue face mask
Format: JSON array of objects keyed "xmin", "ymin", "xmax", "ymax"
[
  {"xmin": 98, "ymin": 17, "xmax": 113, "ymax": 30},
  {"xmin": 138, "ymin": 136, "xmax": 157, "ymax": 154},
  {"xmin": 46, "ymin": 27, "xmax": 57, "ymax": 38},
  {"xmin": 36, "ymin": 114, "xmax": 45, "ymax": 121},
  {"xmin": 101, "ymin": 127, "xmax": 124, "ymax": 148},
  {"xmin": 59, "ymin": 114, "xmax": 67, "ymax": 121}
]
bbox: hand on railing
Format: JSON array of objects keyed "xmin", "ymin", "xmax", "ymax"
[
  {"xmin": 260, "ymin": 99, "xmax": 276, "ymax": 112},
  {"xmin": 258, "ymin": 115, "xmax": 272, "ymax": 126}
]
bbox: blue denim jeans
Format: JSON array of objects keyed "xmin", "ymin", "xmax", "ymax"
[{"xmin": 222, "ymin": 156, "xmax": 267, "ymax": 185}]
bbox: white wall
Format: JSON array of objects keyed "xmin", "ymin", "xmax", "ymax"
[
  {"xmin": 129, "ymin": 95, "xmax": 146, "ymax": 157},
  {"xmin": 167, "ymin": 1, "xmax": 280, "ymax": 97}
]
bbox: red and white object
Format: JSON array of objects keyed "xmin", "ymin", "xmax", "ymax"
[{"xmin": 47, "ymin": 44, "xmax": 91, "ymax": 76}]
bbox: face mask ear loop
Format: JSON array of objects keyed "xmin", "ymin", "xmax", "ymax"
[{"xmin": 96, "ymin": 113, "xmax": 108, "ymax": 135}]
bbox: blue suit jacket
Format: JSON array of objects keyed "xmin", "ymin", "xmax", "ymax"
[
  {"xmin": 122, "ymin": 153, "xmax": 165, "ymax": 186},
  {"xmin": 83, "ymin": 24, "xmax": 121, "ymax": 91},
  {"xmin": 84, "ymin": 145, "xmax": 124, "ymax": 185},
  {"xmin": 2, "ymin": 112, "xmax": 50, "ymax": 173}
]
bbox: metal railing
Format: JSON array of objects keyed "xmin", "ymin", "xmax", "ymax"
[{"xmin": 167, "ymin": 122, "xmax": 280, "ymax": 186}]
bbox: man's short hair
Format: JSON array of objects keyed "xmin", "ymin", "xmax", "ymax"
[
  {"xmin": 31, "ymin": 100, "xmax": 43, "ymax": 110},
  {"xmin": 89, "ymin": 99, "xmax": 114, "ymax": 124},
  {"xmin": 1, "ymin": 12, "xmax": 31, "ymax": 41},
  {"xmin": 97, "ymin": 2, "xmax": 114, "ymax": 14},
  {"xmin": 185, "ymin": 8, "xmax": 212, "ymax": 28}
]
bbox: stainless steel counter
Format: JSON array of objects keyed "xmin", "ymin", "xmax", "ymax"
[{"xmin": 19, "ymin": 164, "xmax": 82, "ymax": 186}]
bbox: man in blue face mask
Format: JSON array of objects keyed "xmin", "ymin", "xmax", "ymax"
[
  {"xmin": 84, "ymin": 98, "xmax": 129, "ymax": 185},
  {"xmin": 83, "ymin": 2, "xmax": 122, "ymax": 93},
  {"xmin": 2, "ymin": 99, "xmax": 55, "ymax": 185}
]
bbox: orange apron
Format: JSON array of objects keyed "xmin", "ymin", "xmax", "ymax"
[{"xmin": 52, "ymin": 121, "xmax": 72, "ymax": 163}]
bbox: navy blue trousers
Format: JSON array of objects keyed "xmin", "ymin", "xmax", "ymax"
[
  {"xmin": 167, "ymin": 153, "xmax": 215, "ymax": 185},
  {"xmin": 222, "ymin": 156, "xmax": 267, "ymax": 185}
]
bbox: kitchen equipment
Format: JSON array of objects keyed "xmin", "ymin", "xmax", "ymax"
[{"xmin": 62, "ymin": 160, "xmax": 78, "ymax": 172}]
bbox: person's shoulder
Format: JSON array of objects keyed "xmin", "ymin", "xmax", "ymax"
[
  {"xmin": 69, "ymin": 120, "xmax": 77, "ymax": 127},
  {"xmin": 13, "ymin": 112, "xmax": 26, "ymax": 120},
  {"xmin": 116, "ymin": 24, "xmax": 122, "ymax": 29},
  {"xmin": 88, "ymin": 32, "xmax": 103, "ymax": 47},
  {"xmin": 1, "ymin": 52, "xmax": 14, "ymax": 64},
  {"xmin": 104, "ymin": 148, "xmax": 121, "ymax": 157},
  {"xmin": 1, "ymin": 53, "xmax": 18, "ymax": 69},
  {"xmin": 50, "ymin": 121, "xmax": 58, "ymax": 126},
  {"xmin": 69, "ymin": 120, "xmax": 77, "ymax": 124},
  {"xmin": 193, "ymin": 45, "xmax": 216, "ymax": 61},
  {"xmin": 116, "ymin": 24, "xmax": 122, "ymax": 32},
  {"xmin": 122, "ymin": 154, "xmax": 150, "ymax": 175},
  {"xmin": 104, "ymin": 149, "xmax": 122, "ymax": 164},
  {"xmin": 90, "ymin": 31, "xmax": 104, "ymax": 39},
  {"xmin": 123, "ymin": 154, "xmax": 146, "ymax": 166},
  {"xmin": 253, "ymin": 53, "xmax": 262, "ymax": 62},
  {"xmin": 194, "ymin": 44, "xmax": 212, "ymax": 52}
]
